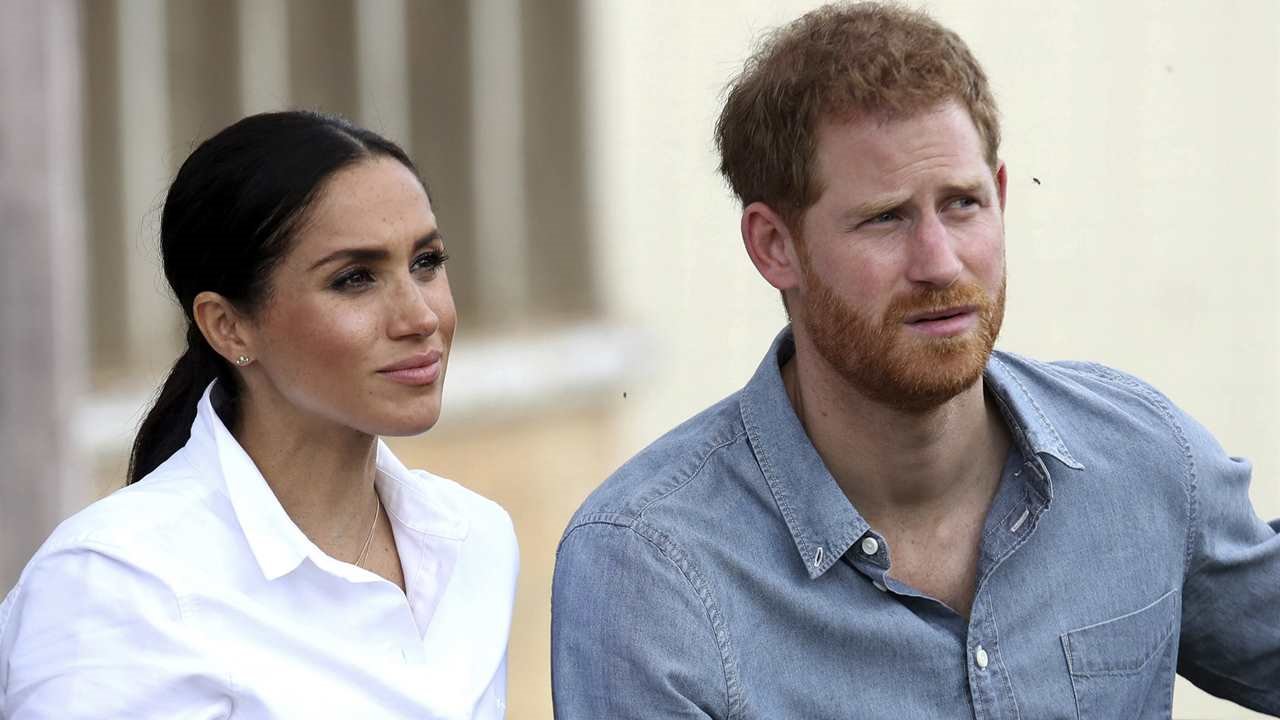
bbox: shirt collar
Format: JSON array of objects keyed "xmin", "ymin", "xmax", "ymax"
[
  {"xmin": 983, "ymin": 351, "xmax": 1085, "ymax": 473},
  {"xmin": 184, "ymin": 383, "xmax": 470, "ymax": 583},
  {"xmin": 373, "ymin": 441, "xmax": 469, "ymax": 542},
  {"xmin": 739, "ymin": 328, "xmax": 869, "ymax": 579},
  {"xmin": 738, "ymin": 327, "xmax": 1084, "ymax": 580},
  {"xmin": 372, "ymin": 442, "xmax": 471, "ymax": 637},
  {"xmin": 186, "ymin": 383, "xmax": 316, "ymax": 581}
]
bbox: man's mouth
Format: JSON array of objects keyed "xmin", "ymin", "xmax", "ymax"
[
  {"xmin": 905, "ymin": 305, "xmax": 977, "ymax": 324},
  {"xmin": 901, "ymin": 305, "xmax": 980, "ymax": 337}
]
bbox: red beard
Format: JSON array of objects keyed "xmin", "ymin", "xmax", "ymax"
[{"xmin": 799, "ymin": 265, "xmax": 1006, "ymax": 413}]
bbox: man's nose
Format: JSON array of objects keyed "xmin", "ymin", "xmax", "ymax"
[{"xmin": 904, "ymin": 212, "xmax": 962, "ymax": 287}]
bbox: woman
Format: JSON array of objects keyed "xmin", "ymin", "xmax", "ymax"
[{"xmin": 0, "ymin": 112, "xmax": 518, "ymax": 718}]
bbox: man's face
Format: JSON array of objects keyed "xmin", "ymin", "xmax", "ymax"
[{"xmin": 791, "ymin": 101, "xmax": 1007, "ymax": 412}]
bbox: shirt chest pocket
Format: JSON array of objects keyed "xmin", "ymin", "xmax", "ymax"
[{"xmin": 1060, "ymin": 588, "xmax": 1180, "ymax": 720}]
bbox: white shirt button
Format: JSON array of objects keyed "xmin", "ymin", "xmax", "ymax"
[
  {"xmin": 872, "ymin": 580, "xmax": 887, "ymax": 592},
  {"xmin": 974, "ymin": 645, "xmax": 989, "ymax": 669},
  {"xmin": 860, "ymin": 537, "xmax": 879, "ymax": 556}
]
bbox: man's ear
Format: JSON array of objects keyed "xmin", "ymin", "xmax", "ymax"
[
  {"xmin": 995, "ymin": 161, "xmax": 1008, "ymax": 212},
  {"xmin": 192, "ymin": 291, "xmax": 256, "ymax": 366},
  {"xmin": 742, "ymin": 201, "xmax": 803, "ymax": 294}
]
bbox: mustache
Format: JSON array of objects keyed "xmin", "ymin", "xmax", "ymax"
[{"xmin": 884, "ymin": 282, "xmax": 991, "ymax": 323}]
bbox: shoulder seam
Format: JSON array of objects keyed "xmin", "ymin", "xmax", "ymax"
[
  {"xmin": 558, "ymin": 519, "xmax": 744, "ymax": 717},
  {"xmin": 628, "ymin": 519, "xmax": 746, "ymax": 718},
  {"xmin": 38, "ymin": 539, "xmax": 191, "ymax": 616},
  {"xmin": 634, "ymin": 429, "xmax": 749, "ymax": 520},
  {"xmin": 1064, "ymin": 362, "xmax": 1198, "ymax": 574},
  {"xmin": 562, "ymin": 428, "xmax": 749, "ymax": 539}
]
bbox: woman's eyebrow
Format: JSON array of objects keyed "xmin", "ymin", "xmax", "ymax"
[{"xmin": 307, "ymin": 229, "xmax": 441, "ymax": 271}]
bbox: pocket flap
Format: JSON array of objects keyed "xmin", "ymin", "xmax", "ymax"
[{"xmin": 1061, "ymin": 588, "xmax": 1180, "ymax": 677}]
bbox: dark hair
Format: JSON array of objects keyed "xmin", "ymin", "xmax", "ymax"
[
  {"xmin": 715, "ymin": 1, "xmax": 999, "ymax": 231},
  {"xmin": 128, "ymin": 111, "xmax": 423, "ymax": 484}
]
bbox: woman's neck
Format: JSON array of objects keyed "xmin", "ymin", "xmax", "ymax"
[{"xmin": 233, "ymin": 390, "xmax": 381, "ymax": 563}]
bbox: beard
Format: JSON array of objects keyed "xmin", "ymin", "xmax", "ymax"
[{"xmin": 798, "ymin": 264, "xmax": 1006, "ymax": 414}]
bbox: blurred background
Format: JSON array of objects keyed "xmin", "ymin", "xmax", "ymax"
[{"xmin": 2, "ymin": 0, "xmax": 1277, "ymax": 717}]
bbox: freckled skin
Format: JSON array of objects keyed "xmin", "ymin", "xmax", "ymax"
[
  {"xmin": 247, "ymin": 157, "xmax": 457, "ymax": 439},
  {"xmin": 778, "ymin": 104, "xmax": 1013, "ymax": 615},
  {"xmin": 800, "ymin": 101, "xmax": 1005, "ymax": 336},
  {"xmin": 793, "ymin": 102, "xmax": 1007, "ymax": 408}
]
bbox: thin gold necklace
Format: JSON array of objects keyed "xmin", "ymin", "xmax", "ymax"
[{"xmin": 353, "ymin": 494, "xmax": 381, "ymax": 569}]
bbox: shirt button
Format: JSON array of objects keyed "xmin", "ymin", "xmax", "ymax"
[
  {"xmin": 860, "ymin": 537, "xmax": 879, "ymax": 556},
  {"xmin": 974, "ymin": 645, "xmax": 989, "ymax": 669}
]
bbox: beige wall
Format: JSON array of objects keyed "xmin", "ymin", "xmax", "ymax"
[{"xmin": 581, "ymin": 2, "xmax": 1279, "ymax": 718}]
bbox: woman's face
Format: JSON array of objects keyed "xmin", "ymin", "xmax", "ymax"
[{"xmin": 244, "ymin": 156, "xmax": 456, "ymax": 438}]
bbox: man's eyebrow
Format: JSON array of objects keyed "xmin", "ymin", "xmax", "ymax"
[
  {"xmin": 939, "ymin": 179, "xmax": 988, "ymax": 197},
  {"xmin": 840, "ymin": 180, "xmax": 991, "ymax": 225},
  {"xmin": 308, "ymin": 230, "xmax": 442, "ymax": 271},
  {"xmin": 841, "ymin": 196, "xmax": 907, "ymax": 225}
]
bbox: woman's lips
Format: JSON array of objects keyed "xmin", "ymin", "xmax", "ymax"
[{"xmin": 378, "ymin": 352, "xmax": 443, "ymax": 386}]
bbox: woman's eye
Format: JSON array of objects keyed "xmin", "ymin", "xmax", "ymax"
[
  {"xmin": 331, "ymin": 269, "xmax": 374, "ymax": 291},
  {"xmin": 412, "ymin": 250, "xmax": 449, "ymax": 274}
]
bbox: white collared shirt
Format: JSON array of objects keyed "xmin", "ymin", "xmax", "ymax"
[{"xmin": 0, "ymin": 385, "xmax": 518, "ymax": 719}]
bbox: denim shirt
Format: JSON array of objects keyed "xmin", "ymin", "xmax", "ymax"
[{"xmin": 551, "ymin": 327, "xmax": 1280, "ymax": 719}]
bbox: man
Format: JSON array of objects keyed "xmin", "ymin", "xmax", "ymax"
[{"xmin": 551, "ymin": 3, "xmax": 1280, "ymax": 718}]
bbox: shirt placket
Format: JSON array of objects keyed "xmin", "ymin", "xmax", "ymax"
[
  {"xmin": 848, "ymin": 530, "xmax": 999, "ymax": 717},
  {"xmin": 965, "ymin": 595, "xmax": 1019, "ymax": 720},
  {"xmin": 966, "ymin": 454, "xmax": 1053, "ymax": 720},
  {"xmin": 839, "ymin": 452, "xmax": 1051, "ymax": 720}
]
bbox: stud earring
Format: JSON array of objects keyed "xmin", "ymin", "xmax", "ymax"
[{"xmin": 235, "ymin": 355, "xmax": 251, "ymax": 367}]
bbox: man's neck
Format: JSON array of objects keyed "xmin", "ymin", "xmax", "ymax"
[{"xmin": 781, "ymin": 348, "xmax": 1010, "ymax": 529}]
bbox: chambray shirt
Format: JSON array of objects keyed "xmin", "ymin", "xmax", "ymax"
[
  {"xmin": 1, "ymin": 384, "xmax": 518, "ymax": 719},
  {"xmin": 551, "ymin": 328, "xmax": 1280, "ymax": 719}
]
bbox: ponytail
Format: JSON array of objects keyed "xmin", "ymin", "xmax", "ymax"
[{"xmin": 126, "ymin": 327, "xmax": 237, "ymax": 484}]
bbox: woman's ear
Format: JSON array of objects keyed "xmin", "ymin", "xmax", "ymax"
[{"xmin": 192, "ymin": 291, "xmax": 256, "ymax": 367}]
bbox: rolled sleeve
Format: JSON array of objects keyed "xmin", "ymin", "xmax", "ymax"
[
  {"xmin": 551, "ymin": 520, "xmax": 730, "ymax": 719},
  {"xmin": 1176, "ymin": 412, "xmax": 1280, "ymax": 715}
]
